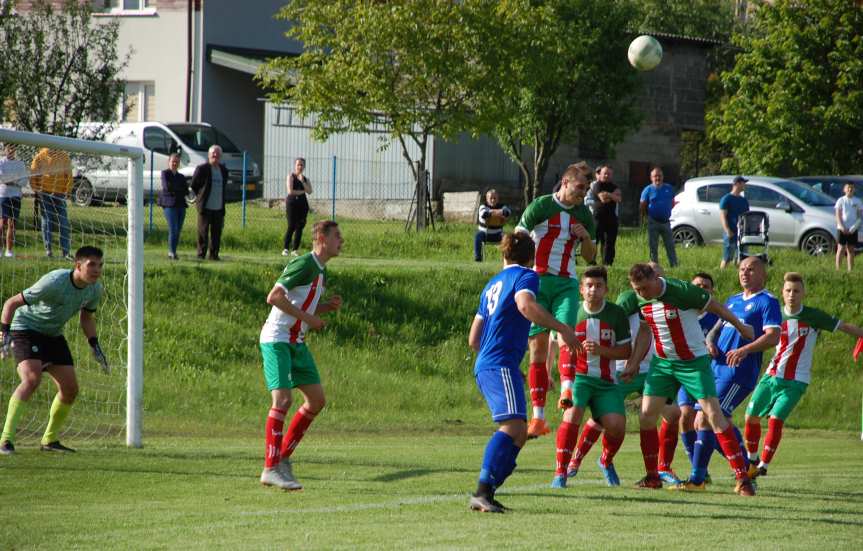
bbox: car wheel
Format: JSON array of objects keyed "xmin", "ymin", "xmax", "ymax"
[
  {"xmin": 800, "ymin": 229, "xmax": 834, "ymax": 256},
  {"xmin": 672, "ymin": 225, "xmax": 703, "ymax": 248},
  {"xmin": 72, "ymin": 178, "xmax": 94, "ymax": 207}
]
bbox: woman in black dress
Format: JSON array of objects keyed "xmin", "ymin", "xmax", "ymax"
[{"xmin": 283, "ymin": 157, "xmax": 313, "ymax": 256}]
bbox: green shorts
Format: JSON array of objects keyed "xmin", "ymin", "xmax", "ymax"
[
  {"xmin": 260, "ymin": 341, "xmax": 320, "ymax": 390},
  {"xmin": 745, "ymin": 374, "xmax": 807, "ymax": 421},
  {"xmin": 616, "ymin": 371, "xmax": 648, "ymax": 400},
  {"xmin": 643, "ymin": 355, "xmax": 716, "ymax": 400},
  {"xmin": 573, "ymin": 374, "xmax": 625, "ymax": 419},
  {"xmin": 529, "ymin": 274, "xmax": 579, "ymax": 337}
]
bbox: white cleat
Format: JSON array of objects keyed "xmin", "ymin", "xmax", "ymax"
[
  {"xmin": 278, "ymin": 459, "xmax": 304, "ymax": 490},
  {"xmin": 261, "ymin": 466, "xmax": 302, "ymax": 491}
]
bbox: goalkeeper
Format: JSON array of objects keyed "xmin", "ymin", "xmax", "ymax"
[{"xmin": 0, "ymin": 246, "xmax": 108, "ymax": 455}]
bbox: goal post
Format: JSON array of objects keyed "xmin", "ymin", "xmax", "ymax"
[{"xmin": 0, "ymin": 128, "xmax": 144, "ymax": 448}]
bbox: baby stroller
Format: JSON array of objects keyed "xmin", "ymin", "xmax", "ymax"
[{"xmin": 737, "ymin": 210, "xmax": 770, "ymax": 264}]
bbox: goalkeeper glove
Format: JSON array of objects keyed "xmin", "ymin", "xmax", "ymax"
[
  {"xmin": 0, "ymin": 323, "xmax": 11, "ymax": 360},
  {"xmin": 89, "ymin": 337, "xmax": 110, "ymax": 374}
]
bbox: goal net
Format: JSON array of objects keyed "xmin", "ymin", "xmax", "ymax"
[{"xmin": 0, "ymin": 128, "xmax": 143, "ymax": 447}]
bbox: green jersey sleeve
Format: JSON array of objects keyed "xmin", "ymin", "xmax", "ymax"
[
  {"xmin": 612, "ymin": 304, "xmax": 631, "ymax": 344},
  {"xmin": 662, "ymin": 278, "xmax": 710, "ymax": 311},
  {"xmin": 516, "ymin": 195, "xmax": 551, "ymax": 233},
  {"xmin": 276, "ymin": 255, "xmax": 318, "ymax": 291},
  {"xmin": 615, "ymin": 290, "xmax": 640, "ymax": 317},
  {"xmin": 802, "ymin": 306, "xmax": 841, "ymax": 332},
  {"xmin": 576, "ymin": 205, "xmax": 596, "ymax": 240},
  {"xmin": 21, "ymin": 271, "xmax": 63, "ymax": 307},
  {"xmin": 82, "ymin": 282, "xmax": 103, "ymax": 312}
]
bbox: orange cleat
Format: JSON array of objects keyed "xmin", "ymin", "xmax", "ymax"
[{"xmin": 527, "ymin": 418, "xmax": 552, "ymax": 439}]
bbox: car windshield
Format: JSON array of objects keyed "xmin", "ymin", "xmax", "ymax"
[
  {"xmin": 167, "ymin": 124, "xmax": 240, "ymax": 153},
  {"xmin": 772, "ymin": 180, "xmax": 835, "ymax": 207}
]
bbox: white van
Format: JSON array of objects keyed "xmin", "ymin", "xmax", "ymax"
[{"xmin": 72, "ymin": 122, "xmax": 262, "ymax": 206}]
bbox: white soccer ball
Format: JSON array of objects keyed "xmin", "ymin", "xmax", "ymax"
[{"xmin": 628, "ymin": 35, "xmax": 663, "ymax": 71}]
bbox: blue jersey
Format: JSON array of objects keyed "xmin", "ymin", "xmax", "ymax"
[
  {"xmin": 712, "ymin": 290, "xmax": 782, "ymax": 386},
  {"xmin": 474, "ymin": 265, "xmax": 540, "ymax": 375},
  {"xmin": 699, "ymin": 311, "xmax": 719, "ymax": 337}
]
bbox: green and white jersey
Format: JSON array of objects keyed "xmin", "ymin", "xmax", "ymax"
[
  {"xmin": 260, "ymin": 253, "xmax": 326, "ymax": 345},
  {"xmin": 515, "ymin": 194, "xmax": 595, "ymax": 279},
  {"xmin": 616, "ymin": 289, "xmax": 652, "ymax": 374},
  {"xmin": 637, "ymin": 278, "xmax": 711, "ymax": 361},
  {"xmin": 766, "ymin": 306, "xmax": 840, "ymax": 384},
  {"xmin": 572, "ymin": 301, "xmax": 630, "ymax": 382},
  {"xmin": 11, "ymin": 269, "xmax": 102, "ymax": 337}
]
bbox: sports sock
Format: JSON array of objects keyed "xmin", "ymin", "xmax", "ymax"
[
  {"xmin": 761, "ymin": 417, "xmax": 784, "ymax": 465},
  {"xmin": 479, "ymin": 430, "xmax": 514, "ymax": 488},
  {"xmin": 528, "ymin": 362, "xmax": 548, "ymax": 411},
  {"xmin": 264, "ymin": 408, "xmax": 286, "ymax": 469},
  {"xmin": 657, "ymin": 418, "xmax": 678, "ymax": 472},
  {"xmin": 1, "ymin": 395, "xmax": 26, "ymax": 444},
  {"xmin": 572, "ymin": 418, "xmax": 602, "ymax": 469},
  {"xmin": 715, "ymin": 424, "xmax": 748, "ymax": 480},
  {"xmin": 689, "ymin": 430, "xmax": 715, "ymax": 484},
  {"xmin": 41, "ymin": 395, "xmax": 73, "ymax": 445},
  {"xmin": 639, "ymin": 428, "xmax": 659, "ymax": 478},
  {"xmin": 732, "ymin": 425, "xmax": 749, "ymax": 469},
  {"xmin": 554, "ymin": 421, "xmax": 580, "ymax": 476},
  {"xmin": 280, "ymin": 405, "xmax": 317, "ymax": 459},
  {"xmin": 599, "ymin": 432, "xmax": 624, "ymax": 467},
  {"xmin": 558, "ymin": 348, "xmax": 574, "ymax": 387},
  {"xmin": 497, "ymin": 439, "xmax": 522, "ymax": 488},
  {"xmin": 744, "ymin": 419, "xmax": 762, "ymax": 462},
  {"xmin": 681, "ymin": 430, "xmax": 697, "ymax": 465}
]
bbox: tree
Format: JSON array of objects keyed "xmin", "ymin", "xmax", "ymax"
[
  {"xmin": 0, "ymin": 0, "xmax": 129, "ymax": 138},
  {"xmin": 484, "ymin": 0, "xmax": 643, "ymax": 204},
  {"xmin": 632, "ymin": 0, "xmax": 738, "ymax": 41},
  {"xmin": 709, "ymin": 0, "xmax": 863, "ymax": 175}
]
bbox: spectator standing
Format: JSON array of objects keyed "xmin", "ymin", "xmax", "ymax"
[
  {"xmin": 474, "ymin": 188, "xmax": 511, "ymax": 262},
  {"xmin": 639, "ymin": 167, "xmax": 678, "ymax": 267},
  {"xmin": 719, "ymin": 176, "xmax": 750, "ymax": 269},
  {"xmin": 191, "ymin": 145, "xmax": 228, "ymax": 261},
  {"xmin": 0, "ymin": 144, "xmax": 29, "ymax": 258},
  {"xmin": 834, "ymin": 181, "xmax": 863, "ymax": 271},
  {"xmin": 159, "ymin": 153, "xmax": 190, "ymax": 260},
  {"xmin": 591, "ymin": 165, "xmax": 622, "ymax": 266},
  {"xmin": 30, "ymin": 148, "xmax": 73, "ymax": 259},
  {"xmin": 283, "ymin": 157, "xmax": 313, "ymax": 257}
]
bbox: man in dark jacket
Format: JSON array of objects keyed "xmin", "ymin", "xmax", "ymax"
[{"xmin": 191, "ymin": 145, "xmax": 229, "ymax": 260}]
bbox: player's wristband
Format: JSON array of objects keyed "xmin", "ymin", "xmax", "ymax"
[
  {"xmin": 88, "ymin": 337, "xmax": 100, "ymax": 348},
  {"xmin": 0, "ymin": 323, "xmax": 10, "ymax": 333}
]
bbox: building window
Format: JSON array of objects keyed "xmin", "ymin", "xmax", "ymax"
[
  {"xmin": 121, "ymin": 82, "xmax": 156, "ymax": 122},
  {"xmin": 93, "ymin": 1, "xmax": 155, "ymax": 15}
]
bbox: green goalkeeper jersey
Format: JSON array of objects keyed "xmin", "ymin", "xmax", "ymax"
[
  {"xmin": 260, "ymin": 253, "xmax": 326, "ymax": 344},
  {"xmin": 12, "ymin": 269, "xmax": 102, "ymax": 337}
]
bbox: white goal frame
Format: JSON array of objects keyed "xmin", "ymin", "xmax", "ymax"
[{"xmin": 0, "ymin": 128, "xmax": 145, "ymax": 448}]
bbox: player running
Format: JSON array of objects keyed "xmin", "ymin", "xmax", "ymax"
[
  {"xmin": 0, "ymin": 246, "xmax": 109, "ymax": 455},
  {"xmin": 258, "ymin": 220, "xmax": 343, "ymax": 491},
  {"xmin": 552, "ymin": 266, "xmax": 630, "ymax": 488},
  {"xmin": 515, "ymin": 162, "xmax": 597, "ymax": 439},
  {"xmin": 621, "ymin": 263, "xmax": 758, "ymax": 496},
  {"xmin": 744, "ymin": 272, "xmax": 863, "ymax": 479},
  {"xmin": 468, "ymin": 232, "xmax": 580, "ymax": 513}
]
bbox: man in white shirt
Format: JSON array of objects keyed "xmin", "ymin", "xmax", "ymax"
[
  {"xmin": 834, "ymin": 181, "xmax": 862, "ymax": 271},
  {"xmin": 0, "ymin": 143, "xmax": 29, "ymax": 258}
]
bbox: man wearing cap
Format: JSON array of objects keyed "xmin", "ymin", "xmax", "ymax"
[{"xmin": 719, "ymin": 177, "xmax": 750, "ymax": 269}]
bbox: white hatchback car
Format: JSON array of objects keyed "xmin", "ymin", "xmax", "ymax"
[{"xmin": 670, "ymin": 175, "xmax": 852, "ymax": 256}]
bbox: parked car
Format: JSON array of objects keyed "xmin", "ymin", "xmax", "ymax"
[
  {"xmin": 72, "ymin": 122, "xmax": 262, "ymax": 206},
  {"xmin": 670, "ymin": 175, "xmax": 856, "ymax": 256},
  {"xmin": 791, "ymin": 175, "xmax": 863, "ymax": 201}
]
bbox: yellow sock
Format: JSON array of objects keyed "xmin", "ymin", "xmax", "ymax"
[
  {"xmin": 41, "ymin": 395, "xmax": 73, "ymax": 445},
  {"xmin": 1, "ymin": 395, "xmax": 27, "ymax": 444}
]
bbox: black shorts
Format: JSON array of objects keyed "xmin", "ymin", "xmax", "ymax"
[
  {"xmin": 0, "ymin": 197, "xmax": 21, "ymax": 220},
  {"xmin": 838, "ymin": 231, "xmax": 858, "ymax": 246},
  {"xmin": 10, "ymin": 330, "xmax": 74, "ymax": 367}
]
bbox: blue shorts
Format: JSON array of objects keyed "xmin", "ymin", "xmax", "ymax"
[
  {"xmin": 694, "ymin": 378, "xmax": 753, "ymax": 417},
  {"xmin": 476, "ymin": 367, "xmax": 527, "ymax": 423},
  {"xmin": 0, "ymin": 197, "xmax": 21, "ymax": 220},
  {"xmin": 677, "ymin": 386, "xmax": 696, "ymax": 407}
]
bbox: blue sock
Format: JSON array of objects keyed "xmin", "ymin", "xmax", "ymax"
[
  {"xmin": 681, "ymin": 431, "xmax": 697, "ymax": 465},
  {"xmin": 497, "ymin": 441, "xmax": 522, "ymax": 489},
  {"xmin": 689, "ymin": 430, "xmax": 715, "ymax": 484},
  {"xmin": 479, "ymin": 431, "xmax": 514, "ymax": 487}
]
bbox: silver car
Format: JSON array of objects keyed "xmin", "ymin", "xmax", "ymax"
[{"xmin": 670, "ymin": 175, "xmax": 852, "ymax": 256}]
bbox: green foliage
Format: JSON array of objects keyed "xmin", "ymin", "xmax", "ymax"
[
  {"xmin": 0, "ymin": 0, "xmax": 129, "ymax": 138},
  {"xmin": 632, "ymin": 0, "xmax": 738, "ymax": 41},
  {"xmin": 710, "ymin": 0, "xmax": 863, "ymax": 175}
]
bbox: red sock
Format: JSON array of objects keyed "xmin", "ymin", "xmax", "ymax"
[
  {"xmin": 744, "ymin": 419, "xmax": 762, "ymax": 456},
  {"xmin": 715, "ymin": 424, "xmax": 748, "ymax": 479},
  {"xmin": 761, "ymin": 417, "xmax": 784, "ymax": 465},
  {"xmin": 264, "ymin": 408, "xmax": 286, "ymax": 469},
  {"xmin": 555, "ymin": 421, "xmax": 580, "ymax": 476},
  {"xmin": 600, "ymin": 432, "xmax": 624, "ymax": 467},
  {"xmin": 639, "ymin": 428, "xmax": 659, "ymax": 477},
  {"xmin": 528, "ymin": 362, "xmax": 548, "ymax": 408},
  {"xmin": 657, "ymin": 418, "xmax": 678, "ymax": 472},
  {"xmin": 572, "ymin": 419, "xmax": 603, "ymax": 469},
  {"xmin": 558, "ymin": 347, "xmax": 574, "ymax": 383},
  {"xmin": 280, "ymin": 405, "xmax": 317, "ymax": 459}
]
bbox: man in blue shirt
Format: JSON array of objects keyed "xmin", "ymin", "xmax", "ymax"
[
  {"xmin": 467, "ymin": 232, "xmax": 579, "ymax": 513},
  {"xmin": 676, "ymin": 256, "xmax": 781, "ymax": 490},
  {"xmin": 639, "ymin": 167, "xmax": 678, "ymax": 267},
  {"xmin": 719, "ymin": 176, "xmax": 750, "ymax": 269}
]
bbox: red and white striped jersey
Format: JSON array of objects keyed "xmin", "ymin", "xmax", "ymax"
[
  {"xmin": 637, "ymin": 278, "xmax": 711, "ymax": 361},
  {"xmin": 516, "ymin": 194, "xmax": 595, "ymax": 278},
  {"xmin": 570, "ymin": 301, "xmax": 630, "ymax": 382},
  {"xmin": 766, "ymin": 306, "xmax": 840, "ymax": 384},
  {"xmin": 260, "ymin": 253, "xmax": 326, "ymax": 344}
]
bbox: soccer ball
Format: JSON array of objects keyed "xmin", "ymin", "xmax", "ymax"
[
  {"xmin": 628, "ymin": 35, "xmax": 663, "ymax": 71},
  {"xmin": 486, "ymin": 213, "xmax": 507, "ymax": 227}
]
